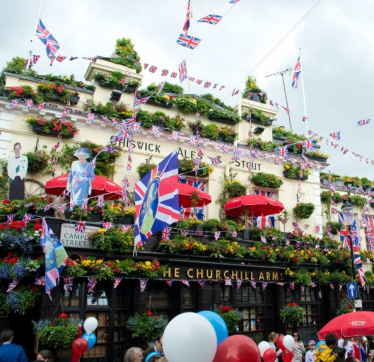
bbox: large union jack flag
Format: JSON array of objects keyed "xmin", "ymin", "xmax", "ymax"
[
  {"xmin": 176, "ymin": 33, "xmax": 202, "ymax": 50},
  {"xmin": 179, "ymin": 59, "xmax": 188, "ymax": 83},
  {"xmin": 36, "ymin": 19, "xmax": 60, "ymax": 57},
  {"xmin": 134, "ymin": 150, "xmax": 181, "ymax": 247},
  {"xmin": 338, "ymin": 212, "xmax": 358, "ymax": 249},
  {"xmin": 183, "ymin": 0, "xmax": 192, "ymax": 34},
  {"xmin": 354, "ymin": 246, "xmax": 366, "ymax": 286},
  {"xmin": 291, "ymin": 56, "xmax": 301, "ymax": 89},
  {"xmin": 198, "ymin": 14, "xmax": 222, "ymax": 25},
  {"xmin": 365, "ymin": 215, "xmax": 374, "ymax": 252},
  {"xmin": 277, "ymin": 146, "xmax": 288, "ymax": 159}
]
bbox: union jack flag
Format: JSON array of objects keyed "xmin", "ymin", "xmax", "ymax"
[
  {"xmin": 198, "ymin": 14, "xmax": 222, "ymax": 25},
  {"xmin": 170, "ymin": 72, "xmax": 177, "ymax": 78},
  {"xmin": 262, "ymin": 282, "xmax": 268, "ymax": 290},
  {"xmin": 354, "ymin": 246, "xmax": 366, "ymax": 286},
  {"xmin": 232, "ymin": 89, "xmax": 239, "ymax": 96},
  {"xmin": 176, "ymin": 33, "xmax": 202, "ymax": 50},
  {"xmin": 69, "ymin": 201, "xmax": 76, "ymax": 212},
  {"xmin": 102, "ymin": 222, "xmax": 112, "ymax": 231},
  {"xmin": 182, "ymin": 0, "xmax": 192, "ymax": 33},
  {"xmin": 291, "ymin": 56, "xmax": 301, "ymax": 89},
  {"xmin": 134, "ymin": 150, "xmax": 181, "ymax": 246},
  {"xmin": 311, "ymin": 282, "xmax": 317, "ymax": 288},
  {"xmin": 331, "ymin": 208, "xmax": 338, "ymax": 215},
  {"xmin": 162, "ymin": 227, "xmax": 171, "ymax": 240},
  {"xmin": 36, "ymin": 19, "xmax": 60, "ymax": 56},
  {"xmin": 97, "ymin": 196, "xmax": 105, "ymax": 208},
  {"xmin": 87, "ymin": 277, "xmax": 97, "ymax": 293},
  {"xmin": 35, "ymin": 277, "xmax": 45, "ymax": 286},
  {"xmin": 214, "ymin": 231, "xmax": 220, "ymax": 240},
  {"xmin": 256, "ymin": 216, "xmax": 275, "ymax": 229},
  {"xmin": 181, "ymin": 230, "xmax": 189, "ymax": 236},
  {"xmin": 196, "ymin": 79, "xmax": 203, "ymax": 84},
  {"xmin": 74, "ymin": 221, "xmax": 87, "ymax": 233},
  {"xmin": 58, "ymin": 204, "xmax": 66, "ymax": 213},
  {"xmin": 277, "ymin": 282, "xmax": 285, "ymax": 286},
  {"xmin": 282, "ymin": 106, "xmax": 290, "ymax": 113},
  {"xmin": 358, "ymin": 119, "xmax": 370, "ymax": 126},
  {"xmin": 69, "ymin": 57, "xmax": 78, "ymax": 61},
  {"xmin": 121, "ymin": 224, "xmax": 132, "ymax": 232},
  {"xmin": 338, "ymin": 212, "xmax": 358, "ymax": 249},
  {"xmin": 133, "ymin": 96, "xmax": 151, "ymax": 109},
  {"xmin": 181, "ymin": 280, "xmax": 190, "ymax": 287},
  {"xmin": 161, "ymin": 69, "xmax": 169, "ymax": 76},
  {"xmin": 114, "ymin": 277, "xmax": 123, "ymax": 289},
  {"xmin": 23, "ymin": 213, "xmax": 33, "ymax": 225},
  {"xmin": 189, "ymin": 77, "xmax": 196, "ymax": 82},
  {"xmin": 86, "ymin": 113, "xmax": 95, "ymax": 123},
  {"xmin": 32, "ymin": 55, "xmax": 41, "ymax": 65},
  {"xmin": 171, "ymin": 131, "xmax": 179, "ymax": 141},
  {"xmin": 232, "ymin": 230, "xmax": 237, "ymax": 238},
  {"xmin": 250, "ymin": 280, "xmax": 256, "ymax": 289},
  {"xmin": 277, "ymin": 146, "xmax": 288, "ymax": 159},
  {"xmin": 229, "ymin": 0, "xmax": 240, "ymax": 3},
  {"xmin": 11, "ymin": 99, "xmax": 19, "ymax": 110},
  {"xmin": 260, "ymin": 235, "xmax": 267, "ymax": 243},
  {"xmin": 81, "ymin": 198, "xmax": 88, "ymax": 211},
  {"xmin": 7, "ymin": 279, "xmax": 19, "ymax": 293},
  {"xmin": 36, "ymin": 102, "xmax": 46, "ymax": 111},
  {"xmin": 290, "ymin": 282, "xmax": 295, "ymax": 290},
  {"xmin": 178, "ymin": 59, "xmax": 188, "ymax": 83},
  {"xmin": 151, "ymin": 125, "xmax": 160, "ymax": 136},
  {"xmin": 329, "ymin": 282, "xmax": 334, "ymax": 289},
  {"xmin": 24, "ymin": 98, "xmax": 33, "ymax": 109},
  {"xmin": 149, "ymin": 66, "xmax": 157, "ymax": 73},
  {"xmin": 198, "ymin": 279, "xmax": 205, "ymax": 287},
  {"xmin": 166, "ymin": 280, "xmax": 173, "ymax": 287},
  {"xmin": 204, "ymin": 82, "xmax": 212, "ymax": 88},
  {"xmin": 330, "ymin": 131, "xmax": 341, "ymax": 140},
  {"xmin": 303, "ymin": 139, "xmax": 315, "ymax": 151},
  {"xmin": 236, "ymin": 279, "xmax": 243, "ymax": 289},
  {"xmin": 207, "ymin": 156, "xmax": 221, "ymax": 166},
  {"xmin": 225, "ymin": 279, "xmax": 232, "ymax": 286},
  {"xmin": 6, "ymin": 214, "xmax": 15, "ymax": 224},
  {"xmin": 274, "ymin": 102, "xmax": 278, "ymax": 109},
  {"xmin": 63, "ymin": 277, "xmax": 74, "ymax": 291}
]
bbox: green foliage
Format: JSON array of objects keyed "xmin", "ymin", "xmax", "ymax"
[
  {"xmin": 24, "ymin": 116, "xmax": 79, "ymax": 138},
  {"xmin": 225, "ymin": 180, "xmax": 247, "ymax": 199},
  {"xmin": 83, "ymin": 100, "xmax": 134, "ymax": 120},
  {"xmin": 209, "ymin": 108, "xmax": 241, "ymax": 123},
  {"xmin": 110, "ymin": 37, "xmax": 142, "ymax": 73},
  {"xmin": 252, "ymin": 172, "xmax": 283, "ymax": 189},
  {"xmin": 348, "ymin": 194, "xmax": 366, "ymax": 208},
  {"xmin": 200, "ymin": 93, "xmax": 234, "ymax": 111},
  {"xmin": 204, "ymin": 123, "xmax": 220, "ymax": 139},
  {"xmin": 0, "ymin": 160, "xmax": 9, "ymax": 201},
  {"xmin": 136, "ymin": 163, "xmax": 157, "ymax": 178},
  {"xmin": 320, "ymin": 191, "xmax": 343, "ymax": 203},
  {"xmin": 214, "ymin": 307, "xmax": 242, "ymax": 334},
  {"xmin": 89, "ymin": 228, "xmax": 135, "ymax": 254},
  {"xmin": 242, "ymin": 76, "xmax": 266, "ymax": 103},
  {"xmin": 127, "ymin": 312, "xmax": 168, "ymax": 341},
  {"xmin": 293, "ymin": 203, "xmax": 315, "ymax": 219},
  {"xmin": 280, "ymin": 302, "xmax": 306, "ymax": 324},
  {"xmin": 93, "ymin": 71, "xmax": 141, "ymax": 89},
  {"xmin": 320, "ymin": 172, "xmax": 342, "ymax": 182},
  {"xmin": 284, "ymin": 164, "xmax": 309, "ymax": 180},
  {"xmin": 56, "ymin": 140, "xmax": 121, "ymax": 178},
  {"xmin": 23, "ymin": 147, "xmax": 52, "ymax": 175},
  {"xmin": 203, "ymin": 218, "xmax": 220, "ymax": 231},
  {"xmin": 36, "ymin": 82, "xmax": 76, "ymax": 104},
  {"xmin": 272, "ymin": 127, "xmax": 308, "ymax": 142},
  {"xmin": 248, "ymin": 138, "xmax": 279, "ymax": 151},
  {"xmin": 276, "ymin": 210, "xmax": 290, "ymax": 232},
  {"xmin": 178, "ymin": 158, "xmax": 213, "ymax": 177},
  {"xmin": 162, "ymin": 82, "xmax": 184, "ymax": 94},
  {"xmin": 175, "ymin": 95, "xmax": 198, "ymax": 113},
  {"xmin": 326, "ymin": 221, "xmax": 344, "ymax": 235},
  {"xmin": 5, "ymin": 84, "xmax": 43, "ymax": 103},
  {"xmin": 242, "ymin": 108, "xmax": 272, "ymax": 125},
  {"xmin": 137, "ymin": 110, "xmax": 153, "ymax": 128}
]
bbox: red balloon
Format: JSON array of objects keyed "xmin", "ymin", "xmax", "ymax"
[
  {"xmin": 276, "ymin": 335, "xmax": 285, "ymax": 351},
  {"xmin": 263, "ymin": 348, "xmax": 277, "ymax": 362},
  {"xmin": 72, "ymin": 338, "xmax": 88, "ymax": 356},
  {"xmin": 213, "ymin": 335, "xmax": 261, "ymax": 362},
  {"xmin": 71, "ymin": 354, "xmax": 81, "ymax": 362},
  {"xmin": 282, "ymin": 349, "xmax": 294, "ymax": 362}
]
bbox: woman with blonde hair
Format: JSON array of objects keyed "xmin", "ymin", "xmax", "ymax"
[{"xmin": 269, "ymin": 332, "xmax": 282, "ymax": 362}]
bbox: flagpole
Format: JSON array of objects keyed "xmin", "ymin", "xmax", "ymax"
[
  {"xmin": 299, "ymin": 47, "xmax": 309, "ymax": 135},
  {"xmin": 29, "ymin": 0, "xmax": 45, "ymax": 69},
  {"xmin": 188, "ymin": 0, "xmax": 193, "ymax": 93}
]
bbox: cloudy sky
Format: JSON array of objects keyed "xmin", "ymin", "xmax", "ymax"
[{"xmin": 1, "ymin": 0, "xmax": 373, "ymax": 178}]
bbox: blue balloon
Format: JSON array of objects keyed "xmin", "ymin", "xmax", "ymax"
[
  {"xmin": 197, "ymin": 310, "xmax": 228, "ymax": 345},
  {"xmin": 316, "ymin": 340, "xmax": 325, "ymax": 349},
  {"xmin": 82, "ymin": 333, "xmax": 97, "ymax": 350},
  {"xmin": 145, "ymin": 352, "xmax": 159, "ymax": 362}
]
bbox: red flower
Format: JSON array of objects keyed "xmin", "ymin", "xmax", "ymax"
[
  {"xmin": 59, "ymin": 313, "xmax": 68, "ymax": 319},
  {"xmin": 2, "ymin": 200, "xmax": 10, "ymax": 204},
  {"xmin": 223, "ymin": 306, "xmax": 231, "ymax": 313},
  {"xmin": 34, "ymin": 224, "xmax": 43, "ymax": 231},
  {"xmin": 31, "ymin": 288, "xmax": 37, "ymax": 293},
  {"xmin": 146, "ymin": 310, "xmax": 153, "ymax": 316}
]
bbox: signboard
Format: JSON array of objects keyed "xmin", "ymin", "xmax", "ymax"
[
  {"xmin": 354, "ymin": 299, "xmax": 362, "ymax": 308},
  {"xmin": 60, "ymin": 224, "xmax": 99, "ymax": 248},
  {"xmin": 347, "ymin": 281, "xmax": 357, "ymax": 298}
]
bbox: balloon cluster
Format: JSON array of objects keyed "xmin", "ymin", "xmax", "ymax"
[
  {"xmin": 71, "ymin": 317, "xmax": 98, "ymax": 362},
  {"xmin": 162, "ymin": 311, "xmax": 261, "ymax": 362},
  {"xmin": 258, "ymin": 334, "xmax": 295, "ymax": 362}
]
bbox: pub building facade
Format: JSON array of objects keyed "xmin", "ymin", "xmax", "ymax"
[{"xmin": 0, "ymin": 57, "xmax": 372, "ymax": 362}]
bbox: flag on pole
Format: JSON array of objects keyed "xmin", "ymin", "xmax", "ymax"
[
  {"xmin": 178, "ymin": 59, "xmax": 188, "ymax": 83},
  {"xmin": 36, "ymin": 19, "xmax": 60, "ymax": 57},
  {"xmin": 291, "ymin": 56, "xmax": 301, "ymax": 89},
  {"xmin": 182, "ymin": 0, "xmax": 192, "ymax": 34}
]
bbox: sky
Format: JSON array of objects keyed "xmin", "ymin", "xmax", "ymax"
[{"xmin": 1, "ymin": 0, "xmax": 374, "ymax": 178}]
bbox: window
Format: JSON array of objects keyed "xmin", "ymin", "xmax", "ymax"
[{"xmin": 61, "ymin": 283, "xmax": 81, "ymax": 308}]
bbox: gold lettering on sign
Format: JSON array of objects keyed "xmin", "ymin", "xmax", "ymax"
[
  {"xmin": 259, "ymin": 272, "xmax": 264, "ymax": 281},
  {"xmin": 174, "ymin": 268, "xmax": 180, "ymax": 278},
  {"xmin": 280, "ymin": 273, "xmax": 284, "ymax": 281},
  {"xmin": 223, "ymin": 270, "xmax": 230, "ymax": 279},
  {"xmin": 244, "ymin": 272, "xmax": 249, "ymax": 280},
  {"xmin": 240, "ymin": 271, "xmax": 243, "ymax": 279},
  {"xmin": 187, "ymin": 269, "xmax": 193, "ymax": 278},
  {"xmin": 196, "ymin": 269, "xmax": 203, "ymax": 278},
  {"xmin": 250, "ymin": 272, "xmax": 254, "ymax": 280},
  {"xmin": 206, "ymin": 270, "xmax": 213, "ymax": 279},
  {"xmin": 216, "ymin": 270, "xmax": 221, "ymax": 279},
  {"xmin": 266, "ymin": 272, "xmax": 271, "ymax": 281},
  {"xmin": 272, "ymin": 273, "xmax": 279, "ymax": 281},
  {"xmin": 163, "ymin": 268, "xmax": 172, "ymax": 278},
  {"xmin": 231, "ymin": 271, "xmax": 238, "ymax": 279}
]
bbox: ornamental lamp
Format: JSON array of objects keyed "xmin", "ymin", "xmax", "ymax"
[{"xmin": 341, "ymin": 199, "xmax": 354, "ymax": 226}]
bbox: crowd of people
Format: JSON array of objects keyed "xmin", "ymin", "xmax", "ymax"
[{"xmin": 1, "ymin": 327, "xmax": 374, "ymax": 362}]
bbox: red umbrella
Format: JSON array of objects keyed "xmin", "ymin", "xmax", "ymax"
[
  {"xmin": 318, "ymin": 311, "xmax": 374, "ymax": 338},
  {"xmin": 224, "ymin": 195, "xmax": 284, "ymax": 217},
  {"xmin": 45, "ymin": 174, "xmax": 122, "ymax": 200},
  {"xmin": 177, "ymin": 183, "xmax": 212, "ymax": 208}
]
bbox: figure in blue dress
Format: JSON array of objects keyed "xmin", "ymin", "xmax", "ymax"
[{"xmin": 67, "ymin": 148, "xmax": 95, "ymax": 206}]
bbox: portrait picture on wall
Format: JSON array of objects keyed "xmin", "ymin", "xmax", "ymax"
[{"xmin": 7, "ymin": 142, "xmax": 28, "ymax": 200}]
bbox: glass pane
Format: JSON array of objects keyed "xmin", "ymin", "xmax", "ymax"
[
  {"xmin": 62, "ymin": 283, "xmax": 81, "ymax": 307},
  {"xmin": 182, "ymin": 285, "xmax": 193, "ymax": 306},
  {"xmin": 87, "ymin": 288, "xmax": 109, "ymax": 306},
  {"xmin": 148, "ymin": 284, "xmax": 172, "ymax": 307}
]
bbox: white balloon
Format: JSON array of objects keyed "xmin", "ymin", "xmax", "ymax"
[
  {"xmin": 163, "ymin": 312, "xmax": 217, "ymax": 362},
  {"xmin": 283, "ymin": 335, "xmax": 295, "ymax": 352},
  {"xmin": 84, "ymin": 317, "xmax": 98, "ymax": 335},
  {"xmin": 258, "ymin": 341, "xmax": 271, "ymax": 357}
]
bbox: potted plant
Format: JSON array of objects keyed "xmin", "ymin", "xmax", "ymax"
[
  {"xmin": 293, "ymin": 203, "xmax": 315, "ymax": 219},
  {"xmin": 21, "ymin": 196, "xmax": 55, "ymax": 217},
  {"xmin": 242, "ymin": 76, "xmax": 267, "ymax": 104},
  {"xmin": 325, "ymin": 221, "xmax": 344, "ymax": 235},
  {"xmin": 23, "ymin": 148, "xmax": 52, "ymax": 175},
  {"xmin": 165, "ymin": 114, "xmax": 186, "ymax": 132},
  {"xmin": 37, "ymin": 82, "xmax": 77, "ymax": 104},
  {"xmin": 213, "ymin": 306, "xmax": 242, "ymax": 334},
  {"xmin": 1, "ymin": 284, "xmax": 41, "ymax": 315},
  {"xmin": 208, "ymin": 109, "xmax": 240, "ymax": 124},
  {"xmin": 136, "ymin": 163, "xmax": 157, "ymax": 179},
  {"xmin": 32, "ymin": 313, "xmax": 81, "ymax": 349},
  {"xmin": 279, "ymin": 302, "xmax": 306, "ymax": 325},
  {"xmin": 242, "ymin": 109, "xmax": 273, "ymax": 126},
  {"xmin": 252, "ymin": 172, "xmax": 283, "ymax": 189},
  {"xmin": 109, "ymin": 37, "xmax": 142, "ymax": 73},
  {"xmin": 305, "ymin": 151, "xmax": 329, "ymax": 162},
  {"xmin": 83, "ymin": 100, "xmax": 134, "ymax": 121},
  {"xmin": 178, "ymin": 158, "xmax": 213, "ymax": 178},
  {"xmin": 340, "ymin": 304, "xmax": 355, "ymax": 315},
  {"xmin": 103, "ymin": 205, "xmax": 135, "ymax": 224},
  {"xmin": 127, "ymin": 311, "xmax": 168, "ymax": 343},
  {"xmin": 174, "ymin": 96, "xmax": 198, "ymax": 114},
  {"xmin": 225, "ymin": 180, "xmax": 247, "ymax": 199},
  {"xmin": 5, "ymin": 85, "xmax": 44, "ymax": 103},
  {"xmin": 24, "ymin": 116, "xmax": 79, "ymax": 139},
  {"xmin": 218, "ymin": 126, "xmax": 238, "ymax": 143},
  {"xmin": 283, "ymin": 164, "xmax": 309, "ymax": 180},
  {"xmin": 150, "ymin": 111, "xmax": 169, "ymax": 128},
  {"xmin": 89, "ymin": 227, "xmax": 135, "ymax": 254}
]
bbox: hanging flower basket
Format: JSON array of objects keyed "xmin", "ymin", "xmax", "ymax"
[
  {"xmin": 127, "ymin": 311, "xmax": 168, "ymax": 341},
  {"xmin": 279, "ymin": 302, "xmax": 305, "ymax": 324}
]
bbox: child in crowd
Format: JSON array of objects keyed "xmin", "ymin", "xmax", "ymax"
[
  {"xmin": 305, "ymin": 340, "xmax": 316, "ymax": 362},
  {"xmin": 315, "ymin": 334, "xmax": 339, "ymax": 362}
]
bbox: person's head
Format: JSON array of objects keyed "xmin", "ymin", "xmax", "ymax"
[
  {"xmin": 269, "ymin": 332, "xmax": 279, "ymax": 343},
  {"xmin": 36, "ymin": 350, "xmax": 54, "ymax": 362},
  {"xmin": 354, "ymin": 336, "xmax": 363, "ymax": 344},
  {"xmin": 13, "ymin": 142, "xmax": 21, "ymax": 157},
  {"xmin": 1, "ymin": 329, "xmax": 14, "ymax": 343},
  {"xmin": 73, "ymin": 148, "xmax": 90, "ymax": 164},
  {"xmin": 293, "ymin": 332, "xmax": 301, "ymax": 342},
  {"xmin": 309, "ymin": 340, "xmax": 316, "ymax": 350},
  {"xmin": 155, "ymin": 334, "xmax": 163, "ymax": 353},
  {"xmin": 124, "ymin": 347, "xmax": 143, "ymax": 362},
  {"xmin": 325, "ymin": 333, "xmax": 338, "ymax": 349},
  {"xmin": 345, "ymin": 357, "xmax": 356, "ymax": 362}
]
